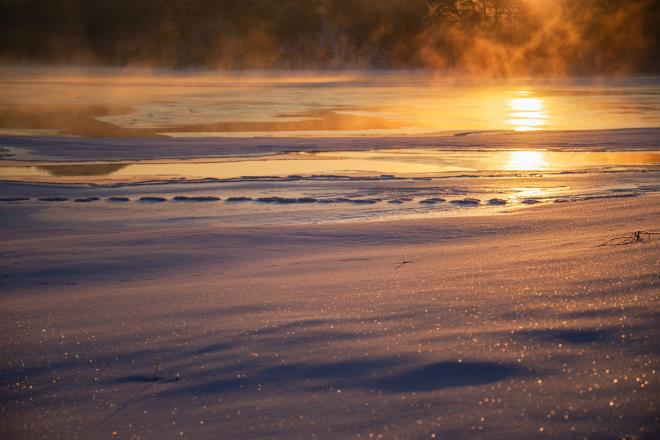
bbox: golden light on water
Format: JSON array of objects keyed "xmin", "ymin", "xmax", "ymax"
[
  {"xmin": 3, "ymin": 150, "xmax": 659, "ymax": 183},
  {"xmin": 506, "ymin": 151, "xmax": 548, "ymax": 170},
  {"xmin": 507, "ymin": 93, "xmax": 548, "ymax": 132}
]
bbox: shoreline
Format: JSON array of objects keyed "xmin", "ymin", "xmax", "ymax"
[{"xmin": 1, "ymin": 128, "xmax": 659, "ymax": 162}]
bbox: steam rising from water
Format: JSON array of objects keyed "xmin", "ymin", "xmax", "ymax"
[
  {"xmin": 0, "ymin": 71, "xmax": 659, "ymax": 137},
  {"xmin": 0, "ymin": 0, "xmax": 657, "ymax": 75}
]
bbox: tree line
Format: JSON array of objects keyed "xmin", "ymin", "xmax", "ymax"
[{"xmin": 0, "ymin": 0, "xmax": 657, "ymax": 74}]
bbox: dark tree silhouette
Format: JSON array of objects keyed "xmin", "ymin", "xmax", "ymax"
[{"xmin": 0, "ymin": 0, "xmax": 657, "ymax": 73}]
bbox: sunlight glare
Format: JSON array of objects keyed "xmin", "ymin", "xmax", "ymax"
[
  {"xmin": 507, "ymin": 151, "xmax": 548, "ymax": 170},
  {"xmin": 509, "ymin": 97, "xmax": 544, "ymax": 112},
  {"xmin": 507, "ymin": 95, "xmax": 548, "ymax": 132}
]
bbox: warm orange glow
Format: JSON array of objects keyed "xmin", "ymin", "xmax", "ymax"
[
  {"xmin": 509, "ymin": 97, "xmax": 543, "ymax": 112},
  {"xmin": 507, "ymin": 95, "xmax": 548, "ymax": 132},
  {"xmin": 506, "ymin": 151, "xmax": 547, "ymax": 170}
]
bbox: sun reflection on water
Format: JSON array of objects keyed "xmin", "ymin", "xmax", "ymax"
[
  {"xmin": 506, "ymin": 151, "xmax": 548, "ymax": 170},
  {"xmin": 507, "ymin": 92, "xmax": 548, "ymax": 132}
]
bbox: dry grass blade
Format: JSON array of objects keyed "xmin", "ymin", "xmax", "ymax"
[
  {"xmin": 396, "ymin": 250, "xmax": 417, "ymax": 269},
  {"xmin": 600, "ymin": 230, "xmax": 660, "ymax": 246}
]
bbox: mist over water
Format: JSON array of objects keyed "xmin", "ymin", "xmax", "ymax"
[
  {"xmin": 0, "ymin": 0, "xmax": 658, "ymax": 75},
  {"xmin": 2, "ymin": 1, "xmax": 658, "ymax": 137},
  {"xmin": 1, "ymin": 70, "xmax": 659, "ymax": 137}
]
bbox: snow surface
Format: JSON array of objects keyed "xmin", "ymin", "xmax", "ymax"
[{"xmin": 1, "ymin": 194, "xmax": 658, "ymax": 439}]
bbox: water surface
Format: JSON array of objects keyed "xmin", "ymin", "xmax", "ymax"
[
  {"xmin": 1, "ymin": 150, "xmax": 658, "ymax": 182},
  {"xmin": 1, "ymin": 70, "xmax": 659, "ymax": 137},
  {"xmin": 0, "ymin": 70, "xmax": 658, "ymax": 224}
]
